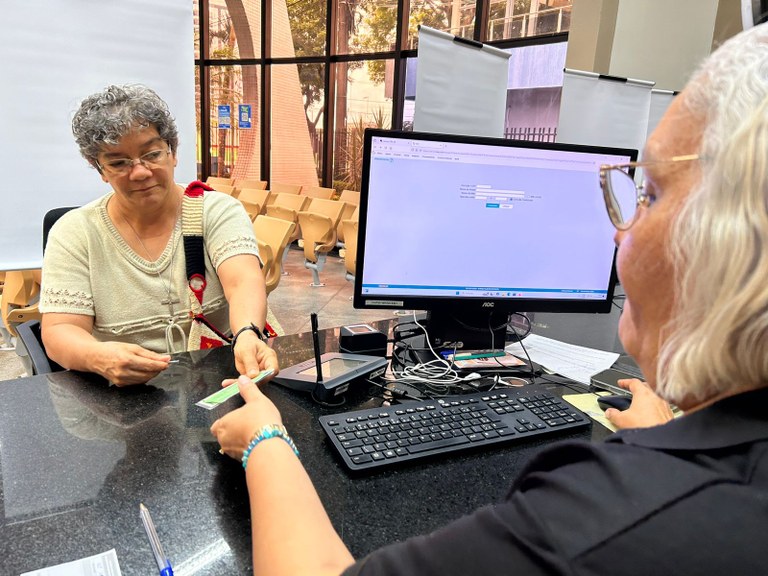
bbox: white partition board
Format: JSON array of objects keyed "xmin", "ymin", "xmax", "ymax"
[
  {"xmin": 646, "ymin": 89, "xmax": 676, "ymax": 141},
  {"xmin": 556, "ymin": 69, "xmax": 654, "ymax": 153},
  {"xmin": 414, "ymin": 26, "xmax": 510, "ymax": 138},
  {"xmin": 0, "ymin": 0, "xmax": 195, "ymax": 270}
]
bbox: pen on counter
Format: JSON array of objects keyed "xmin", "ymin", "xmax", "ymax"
[
  {"xmin": 310, "ymin": 312, "xmax": 323, "ymax": 383},
  {"xmin": 140, "ymin": 503, "xmax": 174, "ymax": 576}
]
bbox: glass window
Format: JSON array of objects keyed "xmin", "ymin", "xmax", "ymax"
[
  {"xmin": 209, "ymin": 64, "xmax": 249, "ymax": 178},
  {"xmin": 503, "ymin": 41, "xmax": 566, "ymax": 142},
  {"xmin": 408, "ymin": 0, "xmax": 476, "ymax": 50},
  {"xmin": 402, "ymin": 57, "xmax": 417, "ymax": 130},
  {"xmin": 270, "ymin": 64, "xmax": 324, "ymax": 187},
  {"xmin": 195, "ymin": 70, "xmax": 202, "ymax": 180},
  {"xmin": 196, "ymin": 0, "xmax": 572, "ymax": 185},
  {"xmin": 193, "ymin": 0, "xmax": 201, "ymax": 60},
  {"xmin": 209, "ymin": 0, "xmax": 262, "ymax": 59},
  {"xmin": 338, "ymin": 0, "xmax": 397, "ymax": 55},
  {"xmin": 274, "ymin": 0, "xmax": 326, "ymax": 58},
  {"xmin": 488, "ymin": 0, "xmax": 572, "ymax": 42},
  {"xmin": 332, "ymin": 61, "xmax": 392, "ymax": 192}
]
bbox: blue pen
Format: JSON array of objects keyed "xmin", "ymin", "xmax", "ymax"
[{"xmin": 140, "ymin": 503, "xmax": 174, "ymax": 576}]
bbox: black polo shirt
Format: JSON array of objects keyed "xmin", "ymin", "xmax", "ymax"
[{"xmin": 343, "ymin": 387, "xmax": 768, "ymax": 575}]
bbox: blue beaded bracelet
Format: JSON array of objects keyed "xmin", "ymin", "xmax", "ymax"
[{"xmin": 241, "ymin": 424, "xmax": 299, "ymax": 468}]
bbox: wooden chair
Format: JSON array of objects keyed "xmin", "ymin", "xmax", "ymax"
[
  {"xmin": 265, "ymin": 193, "xmax": 311, "ymax": 250},
  {"xmin": 336, "ymin": 192, "xmax": 360, "ymax": 247},
  {"xmin": 1, "ymin": 269, "xmax": 42, "ymax": 339},
  {"xmin": 270, "ymin": 182, "xmax": 302, "ymax": 195},
  {"xmin": 253, "ymin": 215, "xmax": 296, "ymax": 294},
  {"xmin": 302, "ymin": 186, "xmax": 334, "ymax": 200},
  {"xmin": 297, "ymin": 198, "xmax": 346, "ymax": 287},
  {"xmin": 256, "ymin": 238, "xmax": 275, "ymax": 290},
  {"xmin": 341, "ymin": 218, "xmax": 359, "ymax": 283},
  {"xmin": 238, "ymin": 188, "xmax": 271, "ymax": 215},
  {"xmin": 234, "ymin": 178, "xmax": 267, "ymax": 190},
  {"xmin": 205, "ymin": 176, "xmax": 233, "ymax": 189},
  {"xmin": 212, "ymin": 183, "xmax": 237, "ymax": 196},
  {"xmin": 240, "ymin": 200, "xmax": 262, "ymax": 221}
]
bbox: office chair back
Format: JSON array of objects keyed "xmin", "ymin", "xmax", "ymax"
[
  {"xmin": 16, "ymin": 320, "xmax": 64, "ymax": 375},
  {"xmin": 11, "ymin": 206, "xmax": 79, "ymax": 374},
  {"xmin": 43, "ymin": 207, "xmax": 78, "ymax": 251}
]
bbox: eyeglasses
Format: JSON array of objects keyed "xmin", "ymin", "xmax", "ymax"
[
  {"xmin": 96, "ymin": 147, "xmax": 172, "ymax": 176},
  {"xmin": 599, "ymin": 154, "xmax": 700, "ymax": 230}
]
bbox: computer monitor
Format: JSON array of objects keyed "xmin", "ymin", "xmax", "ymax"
[{"xmin": 353, "ymin": 129, "xmax": 637, "ymax": 351}]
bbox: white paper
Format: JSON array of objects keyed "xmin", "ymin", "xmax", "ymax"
[
  {"xmin": 506, "ymin": 333, "xmax": 620, "ymax": 385},
  {"xmin": 20, "ymin": 549, "xmax": 122, "ymax": 576}
]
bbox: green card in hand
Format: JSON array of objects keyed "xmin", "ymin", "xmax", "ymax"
[{"xmin": 196, "ymin": 369, "xmax": 274, "ymax": 410}]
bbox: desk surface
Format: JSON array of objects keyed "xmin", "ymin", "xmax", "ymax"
[{"xmin": 0, "ymin": 320, "xmax": 610, "ymax": 574}]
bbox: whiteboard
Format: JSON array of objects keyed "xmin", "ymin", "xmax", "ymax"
[
  {"xmin": 414, "ymin": 26, "xmax": 510, "ymax": 138},
  {"xmin": 0, "ymin": 0, "xmax": 195, "ymax": 270}
]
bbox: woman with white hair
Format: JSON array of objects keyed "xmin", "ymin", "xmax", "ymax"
[{"xmin": 212, "ymin": 24, "xmax": 768, "ymax": 575}]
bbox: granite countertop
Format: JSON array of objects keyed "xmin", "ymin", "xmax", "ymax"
[{"xmin": 0, "ymin": 320, "xmax": 604, "ymax": 574}]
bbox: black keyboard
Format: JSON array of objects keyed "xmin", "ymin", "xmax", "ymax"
[{"xmin": 319, "ymin": 385, "xmax": 591, "ymax": 471}]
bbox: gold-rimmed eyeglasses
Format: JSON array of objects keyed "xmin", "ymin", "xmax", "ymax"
[
  {"xmin": 599, "ymin": 154, "xmax": 700, "ymax": 230},
  {"xmin": 96, "ymin": 147, "xmax": 172, "ymax": 177}
]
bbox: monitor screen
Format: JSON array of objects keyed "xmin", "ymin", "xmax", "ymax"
[{"xmin": 353, "ymin": 129, "xmax": 637, "ymax": 349}]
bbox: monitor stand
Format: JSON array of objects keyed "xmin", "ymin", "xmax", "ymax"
[
  {"xmin": 426, "ymin": 310, "xmax": 509, "ymax": 350},
  {"xmin": 395, "ymin": 310, "xmax": 509, "ymax": 362}
]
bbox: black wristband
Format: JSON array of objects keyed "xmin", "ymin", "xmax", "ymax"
[{"xmin": 231, "ymin": 323, "xmax": 267, "ymax": 350}]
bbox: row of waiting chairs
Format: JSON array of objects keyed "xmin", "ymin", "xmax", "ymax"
[{"xmin": 206, "ymin": 177, "xmax": 360, "ymax": 287}]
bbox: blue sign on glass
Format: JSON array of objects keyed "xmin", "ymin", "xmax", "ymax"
[
  {"xmin": 238, "ymin": 104, "xmax": 252, "ymax": 129},
  {"xmin": 218, "ymin": 105, "xmax": 231, "ymax": 129}
]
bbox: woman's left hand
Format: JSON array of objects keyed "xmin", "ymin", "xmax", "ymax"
[
  {"xmin": 233, "ymin": 330, "xmax": 280, "ymax": 379},
  {"xmin": 211, "ymin": 375, "xmax": 284, "ymax": 459}
]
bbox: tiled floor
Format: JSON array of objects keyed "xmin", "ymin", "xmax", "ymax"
[{"xmin": 0, "ymin": 245, "xmax": 393, "ymax": 381}]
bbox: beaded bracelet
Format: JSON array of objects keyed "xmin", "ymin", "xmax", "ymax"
[{"xmin": 241, "ymin": 424, "xmax": 299, "ymax": 468}]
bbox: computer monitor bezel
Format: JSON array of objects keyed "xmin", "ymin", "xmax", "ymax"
[{"xmin": 353, "ymin": 128, "xmax": 637, "ymax": 320}]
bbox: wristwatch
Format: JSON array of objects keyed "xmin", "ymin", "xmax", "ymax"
[{"xmin": 232, "ymin": 323, "xmax": 268, "ymax": 349}]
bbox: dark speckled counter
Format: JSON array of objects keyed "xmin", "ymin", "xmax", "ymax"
[{"xmin": 0, "ymin": 320, "xmax": 610, "ymax": 574}]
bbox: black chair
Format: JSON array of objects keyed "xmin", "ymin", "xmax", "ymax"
[
  {"xmin": 16, "ymin": 319, "xmax": 63, "ymax": 375},
  {"xmin": 43, "ymin": 206, "xmax": 78, "ymax": 251},
  {"xmin": 14, "ymin": 207, "xmax": 78, "ymax": 375}
]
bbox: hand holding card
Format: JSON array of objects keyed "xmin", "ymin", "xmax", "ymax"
[{"xmin": 196, "ymin": 369, "xmax": 274, "ymax": 410}]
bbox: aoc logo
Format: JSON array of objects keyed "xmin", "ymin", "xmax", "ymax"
[{"xmin": 481, "ymin": 302, "xmax": 495, "ymax": 308}]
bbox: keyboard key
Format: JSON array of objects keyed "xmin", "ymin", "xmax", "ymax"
[{"xmin": 407, "ymin": 436, "xmax": 470, "ymax": 453}]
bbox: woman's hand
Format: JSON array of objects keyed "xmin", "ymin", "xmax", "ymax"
[
  {"xmin": 211, "ymin": 375, "xmax": 283, "ymax": 459},
  {"xmin": 91, "ymin": 342, "xmax": 171, "ymax": 386},
  {"xmin": 233, "ymin": 330, "xmax": 280, "ymax": 379},
  {"xmin": 604, "ymin": 378, "xmax": 675, "ymax": 429}
]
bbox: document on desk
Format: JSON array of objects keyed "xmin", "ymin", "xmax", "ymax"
[
  {"xmin": 20, "ymin": 549, "xmax": 122, "ymax": 576},
  {"xmin": 506, "ymin": 334, "xmax": 620, "ymax": 385}
]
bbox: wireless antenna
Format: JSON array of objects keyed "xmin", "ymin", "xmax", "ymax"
[{"xmin": 311, "ymin": 312, "xmax": 323, "ymax": 383}]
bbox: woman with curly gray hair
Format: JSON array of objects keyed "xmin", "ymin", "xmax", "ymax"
[
  {"xmin": 40, "ymin": 85, "xmax": 277, "ymax": 386},
  {"xmin": 210, "ymin": 25, "xmax": 768, "ymax": 575}
]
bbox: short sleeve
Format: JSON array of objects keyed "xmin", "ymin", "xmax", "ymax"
[
  {"xmin": 202, "ymin": 192, "xmax": 260, "ymax": 269},
  {"xmin": 40, "ymin": 209, "xmax": 96, "ymax": 316}
]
